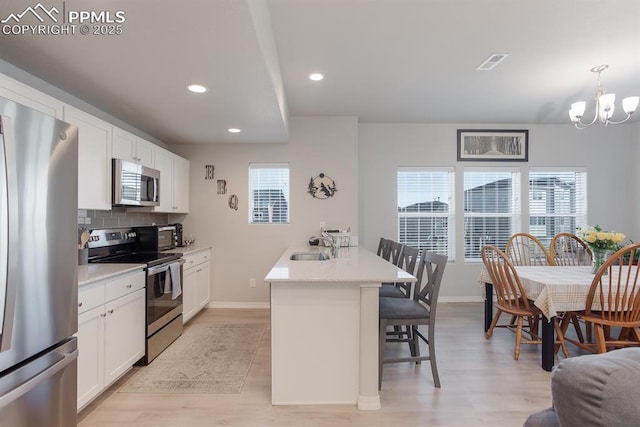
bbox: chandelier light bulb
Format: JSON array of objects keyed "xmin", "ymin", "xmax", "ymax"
[
  {"xmin": 571, "ymin": 101, "xmax": 586, "ymax": 118},
  {"xmin": 622, "ymin": 96, "xmax": 640, "ymax": 114}
]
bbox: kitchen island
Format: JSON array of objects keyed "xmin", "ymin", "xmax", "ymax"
[{"xmin": 265, "ymin": 246, "xmax": 416, "ymax": 410}]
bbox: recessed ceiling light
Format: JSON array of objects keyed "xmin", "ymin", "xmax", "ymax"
[
  {"xmin": 187, "ymin": 84, "xmax": 207, "ymax": 93},
  {"xmin": 308, "ymin": 73, "xmax": 324, "ymax": 81},
  {"xmin": 228, "ymin": 128, "xmax": 241, "ymax": 133}
]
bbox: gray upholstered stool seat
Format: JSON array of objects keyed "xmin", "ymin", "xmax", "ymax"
[
  {"xmin": 379, "ymin": 283, "xmax": 406, "ymax": 298},
  {"xmin": 379, "ymin": 297, "xmax": 430, "ymax": 319}
]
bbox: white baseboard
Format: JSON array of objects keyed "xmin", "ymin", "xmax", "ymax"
[
  {"xmin": 206, "ymin": 297, "xmax": 483, "ymax": 309},
  {"xmin": 438, "ymin": 296, "xmax": 484, "ymax": 303},
  {"xmin": 206, "ymin": 301, "xmax": 271, "ymax": 309}
]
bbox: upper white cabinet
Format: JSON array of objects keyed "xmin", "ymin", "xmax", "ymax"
[
  {"xmin": 112, "ymin": 128, "xmax": 154, "ymax": 168},
  {"xmin": 173, "ymin": 155, "xmax": 190, "ymax": 212},
  {"xmin": 64, "ymin": 105, "xmax": 112, "ymax": 210},
  {"xmin": 0, "ymin": 74, "xmax": 63, "ymax": 119},
  {"xmin": 154, "ymin": 146, "xmax": 190, "ymax": 213},
  {"xmin": 1, "ymin": 72, "xmax": 188, "ymax": 213}
]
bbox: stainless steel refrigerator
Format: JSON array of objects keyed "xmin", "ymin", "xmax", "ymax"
[{"xmin": 0, "ymin": 97, "xmax": 79, "ymax": 426}]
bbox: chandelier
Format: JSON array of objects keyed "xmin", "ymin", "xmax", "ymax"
[{"xmin": 568, "ymin": 65, "xmax": 639, "ymax": 129}]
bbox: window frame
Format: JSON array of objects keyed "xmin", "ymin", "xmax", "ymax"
[
  {"xmin": 248, "ymin": 162, "xmax": 290, "ymax": 225},
  {"xmin": 396, "ymin": 167, "xmax": 455, "ymax": 260},
  {"xmin": 528, "ymin": 168, "xmax": 587, "ymax": 247},
  {"xmin": 463, "ymin": 167, "xmax": 521, "ymax": 262}
]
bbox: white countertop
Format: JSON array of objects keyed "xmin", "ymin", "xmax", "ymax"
[
  {"xmin": 79, "ymin": 245, "xmax": 211, "ymax": 286},
  {"xmin": 78, "ymin": 263, "xmax": 145, "ymax": 287},
  {"xmin": 162, "ymin": 245, "xmax": 211, "ymax": 256},
  {"xmin": 265, "ymin": 246, "xmax": 416, "ymax": 284}
]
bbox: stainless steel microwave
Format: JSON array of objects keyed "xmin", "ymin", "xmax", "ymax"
[{"xmin": 113, "ymin": 158, "xmax": 160, "ymax": 207}]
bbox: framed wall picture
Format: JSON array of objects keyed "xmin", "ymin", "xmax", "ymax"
[{"xmin": 457, "ymin": 129, "xmax": 529, "ymax": 161}]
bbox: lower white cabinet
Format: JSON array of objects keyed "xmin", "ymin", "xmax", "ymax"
[
  {"xmin": 77, "ymin": 270, "xmax": 145, "ymax": 411},
  {"xmin": 182, "ymin": 249, "xmax": 211, "ymax": 323}
]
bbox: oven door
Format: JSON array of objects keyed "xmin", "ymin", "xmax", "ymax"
[{"xmin": 146, "ymin": 260, "xmax": 184, "ymax": 336}]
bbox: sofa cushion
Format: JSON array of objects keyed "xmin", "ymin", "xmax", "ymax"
[
  {"xmin": 552, "ymin": 347, "xmax": 640, "ymax": 427},
  {"xmin": 522, "ymin": 407, "xmax": 560, "ymax": 427}
]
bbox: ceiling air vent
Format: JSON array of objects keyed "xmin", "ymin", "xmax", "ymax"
[{"xmin": 476, "ymin": 53, "xmax": 509, "ymax": 71}]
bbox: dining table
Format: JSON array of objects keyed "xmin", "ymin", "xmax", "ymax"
[{"xmin": 479, "ymin": 265, "xmax": 597, "ymax": 371}]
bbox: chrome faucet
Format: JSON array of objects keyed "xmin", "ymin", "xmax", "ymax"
[{"xmin": 313, "ymin": 232, "xmax": 340, "ymax": 258}]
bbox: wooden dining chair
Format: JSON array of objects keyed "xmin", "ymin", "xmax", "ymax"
[
  {"xmin": 379, "ymin": 250, "xmax": 448, "ymax": 389},
  {"xmin": 505, "ymin": 232, "xmax": 551, "ymax": 266},
  {"xmin": 482, "ymin": 245, "xmax": 568, "ymax": 359},
  {"xmin": 549, "ymin": 232, "xmax": 592, "ymax": 266},
  {"xmin": 380, "ymin": 245, "xmax": 420, "ymax": 298},
  {"xmin": 550, "ymin": 232, "xmax": 592, "ymax": 344},
  {"xmin": 564, "ymin": 243, "xmax": 640, "ymax": 354}
]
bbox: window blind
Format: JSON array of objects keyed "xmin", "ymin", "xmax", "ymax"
[
  {"xmin": 463, "ymin": 169, "xmax": 521, "ymax": 261},
  {"xmin": 529, "ymin": 170, "xmax": 587, "ymax": 247},
  {"xmin": 397, "ymin": 168, "xmax": 455, "ymax": 259},
  {"xmin": 248, "ymin": 163, "xmax": 290, "ymax": 224}
]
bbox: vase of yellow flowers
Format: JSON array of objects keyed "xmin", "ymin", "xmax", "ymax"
[{"xmin": 576, "ymin": 225, "xmax": 626, "ymax": 274}]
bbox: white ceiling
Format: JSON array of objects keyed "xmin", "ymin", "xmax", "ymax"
[{"xmin": 1, "ymin": 0, "xmax": 639, "ymax": 144}]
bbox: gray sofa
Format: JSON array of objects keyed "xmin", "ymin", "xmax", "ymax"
[{"xmin": 523, "ymin": 348, "xmax": 640, "ymax": 427}]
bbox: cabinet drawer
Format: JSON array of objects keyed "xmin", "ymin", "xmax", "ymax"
[
  {"xmin": 78, "ymin": 283, "xmax": 105, "ymax": 314},
  {"xmin": 184, "ymin": 250, "xmax": 210, "ymax": 270},
  {"xmin": 105, "ymin": 270, "xmax": 145, "ymax": 301}
]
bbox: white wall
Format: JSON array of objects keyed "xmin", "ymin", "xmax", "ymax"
[
  {"xmin": 632, "ymin": 122, "xmax": 640, "ymax": 239},
  {"xmin": 170, "ymin": 117, "xmax": 358, "ymax": 307},
  {"xmin": 359, "ymin": 123, "xmax": 635, "ymax": 301}
]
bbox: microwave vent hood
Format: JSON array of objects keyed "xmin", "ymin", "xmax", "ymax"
[{"xmin": 112, "ymin": 158, "xmax": 161, "ymax": 207}]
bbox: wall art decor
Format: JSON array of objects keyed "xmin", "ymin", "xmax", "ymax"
[
  {"xmin": 457, "ymin": 129, "xmax": 529, "ymax": 161},
  {"xmin": 228, "ymin": 194, "xmax": 238, "ymax": 210},
  {"xmin": 217, "ymin": 179, "xmax": 227, "ymax": 194},
  {"xmin": 308, "ymin": 173, "xmax": 337, "ymax": 199},
  {"xmin": 204, "ymin": 164, "xmax": 215, "ymax": 180}
]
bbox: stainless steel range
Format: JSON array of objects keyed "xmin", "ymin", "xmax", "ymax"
[{"xmin": 87, "ymin": 227, "xmax": 184, "ymax": 364}]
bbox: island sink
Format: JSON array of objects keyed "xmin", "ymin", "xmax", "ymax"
[{"xmin": 289, "ymin": 252, "xmax": 329, "ymax": 261}]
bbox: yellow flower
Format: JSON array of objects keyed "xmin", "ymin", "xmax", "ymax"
[{"xmin": 576, "ymin": 226, "xmax": 625, "ymax": 251}]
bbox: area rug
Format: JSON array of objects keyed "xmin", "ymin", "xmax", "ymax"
[{"xmin": 119, "ymin": 323, "xmax": 265, "ymax": 394}]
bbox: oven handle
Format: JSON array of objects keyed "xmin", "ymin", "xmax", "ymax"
[{"xmin": 146, "ymin": 259, "xmax": 185, "ymax": 276}]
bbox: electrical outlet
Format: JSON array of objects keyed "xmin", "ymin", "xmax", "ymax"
[{"xmin": 249, "ymin": 278, "xmax": 256, "ymax": 288}]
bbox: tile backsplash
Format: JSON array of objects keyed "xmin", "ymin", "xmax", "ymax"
[{"xmin": 78, "ymin": 208, "xmax": 169, "ymax": 229}]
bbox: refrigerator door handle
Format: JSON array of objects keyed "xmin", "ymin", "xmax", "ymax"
[
  {"xmin": 0, "ymin": 115, "xmax": 19, "ymax": 353},
  {"xmin": 0, "ymin": 348, "xmax": 78, "ymax": 410}
]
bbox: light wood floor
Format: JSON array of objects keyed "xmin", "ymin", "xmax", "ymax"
[{"xmin": 78, "ymin": 303, "xmax": 564, "ymax": 427}]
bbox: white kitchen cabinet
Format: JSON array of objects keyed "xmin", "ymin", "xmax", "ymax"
[
  {"xmin": 0, "ymin": 73, "xmax": 64, "ymax": 119},
  {"xmin": 104, "ymin": 288, "xmax": 145, "ymax": 386},
  {"xmin": 77, "ymin": 304, "xmax": 104, "ymax": 410},
  {"xmin": 182, "ymin": 267, "xmax": 198, "ymax": 322},
  {"xmin": 64, "ymin": 105, "xmax": 112, "ymax": 210},
  {"xmin": 173, "ymin": 154, "xmax": 190, "ymax": 212},
  {"xmin": 112, "ymin": 128, "xmax": 154, "ymax": 168},
  {"xmin": 182, "ymin": 249, "xmax": 211, "ymax": 323},
  {"xmin": 77, "ymin": 270, "xmax": 145, "ymax": 411},
  {"xmin": 154, "ymin": 146, "xmax": 190, "ymax": 213}
]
